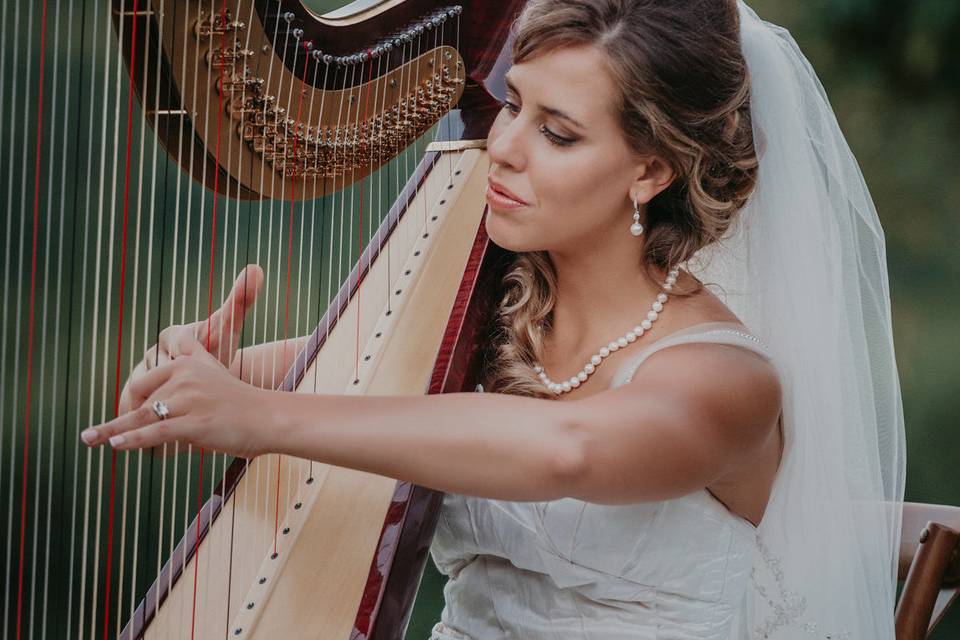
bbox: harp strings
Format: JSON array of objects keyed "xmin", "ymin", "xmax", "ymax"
[
  {"xmin": 2, "ymin": 0, "xmax": 35, "ymax": 637},
  {"xmin": 0, "ymin": 0, "xmax": 465, "ymax": 635},
  {"xmin": 36, "ymin": 0, "xmax": 79, "ymax": 636}
]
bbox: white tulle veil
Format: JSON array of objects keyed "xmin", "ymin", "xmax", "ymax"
[{"xmin": 685, "ymin": 2, "xmax": 908, "ymax": 638}]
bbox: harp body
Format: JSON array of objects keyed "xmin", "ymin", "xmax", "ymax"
[{"xmin": 0, "ymin": 0, "xmax": 522, "ymax": 638}]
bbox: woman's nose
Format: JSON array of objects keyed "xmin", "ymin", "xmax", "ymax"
[{"xmin": 486, "ymin": 113, "xmax": 526, "ymax": 172}]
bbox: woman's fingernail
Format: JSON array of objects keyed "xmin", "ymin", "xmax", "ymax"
[
  {"xmin": 109, "ymin": 435, "xmax": 126, "ymax": 448},
  {"xmin": 80, "ymin": 429, "xmax": 97, "ymax": 445}
]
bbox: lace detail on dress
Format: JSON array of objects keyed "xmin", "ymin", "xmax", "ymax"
[{"xmin": 750, "ymin": 534, "xmax": 851, "ymax": 639}]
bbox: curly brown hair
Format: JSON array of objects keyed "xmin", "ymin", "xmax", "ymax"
[{"xmin": 486, "ymin": 0, "xmax": 759, "ymax": 398}]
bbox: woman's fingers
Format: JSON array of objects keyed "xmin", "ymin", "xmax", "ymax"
[
  {"xmin": 206, "ymin": 265, "xmax": 265, "ymax": 362},
  {"xmin": 127, "ymin": 360, "xmax": 178, "ymax": 408},
  {"xmin": 144, "ymin": 343, "xmax": 176, "ymax": 371},
  {"xmin": 80, "ymin": 402, "xmax": 167, "ymax": 447},
  {"xmin": 103, "ymin": 417, "xmax": 189, "ymax": 451}
]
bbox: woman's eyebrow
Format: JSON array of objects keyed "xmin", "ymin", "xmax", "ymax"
[{"xmin": 504, "ymin": 75, "xmax": 586, "ymax": 130}]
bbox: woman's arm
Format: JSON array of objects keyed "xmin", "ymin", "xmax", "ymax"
[
  {"xmin": 84, "ymin": 338, "xmax": 780, "ymax": 505},
  {"xmin": 266, "ymin": 342, "xmax": 781, "ymax": 504},
  {"xmin": 271, "ymin": 390, "xmax": 584, "ymax": 502}
]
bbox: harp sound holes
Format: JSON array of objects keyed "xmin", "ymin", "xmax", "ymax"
[
  {"xmin": 235, "ymin": 629, "xmax": 243, "ymax": 636},
  {"xmin": 395, "ymin": 289, "xmax": 402, "ymax": 295},
  {"xmin": 258, "ymin": 577, "xmax": 267, "ymax": 585},
  {"xmin": 405, "ymin": 269, "xmax": 412, "ymax": 275},
  {"xmin": 439, "ymin": 200, "xmax": 446, "ymax": 204},
  {"xmin": 414, "ymin": 251, "xmax": 421, "ymax": 256},
  {"xmin": 432, "ymin": 216, "xmax": 438, "ymax": 221},
  {"xmin": 364, "ymin": 355, "xmax": 371, "ymax": 361},
  {"xmin": 376, "ymin": 332, "xmax": 382, "ymax": 338},
  {"xmin": 423, "ymin": 233, "xmax": 430, "ymax": 238},
  {"xmin": 246, "ymin": 602, "xmax": 255, "ymax": 610},
  {"xmin": 455, "ymin": 170, "xmax": 462, "ymax": 175}
]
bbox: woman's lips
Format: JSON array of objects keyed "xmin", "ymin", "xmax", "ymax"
[{"xmin": 486, "ymin": 180, "xmax": 529, "ymax": 210}]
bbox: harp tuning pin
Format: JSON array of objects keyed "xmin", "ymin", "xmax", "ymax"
[
  {"xmin": 323, "ymin": 53, "xmax": 333, "ymax": 64},
  {"xmin": 292, "ymin": 28, "xmax": 304, "ymax": 40},
  {"xmin": 302, "ymin": 40, "xmax": 314, "ymax": 52},
  {"xmin": 431, "ymin": 16, "xmax": 443, "ymax": 27},
  {"xmin": 311, "ymin": 49, "xmax": 322, "ymax": 61},
  {"xmin": 384, "ymin": 41, "xmax": 394, "ymax": 53},
  {"xmin": 361, "ymin": 51, "xmax": 371, "ymax": 62},
  {"xmin": 282, "ymin": 12, "xmax": 296, "ymax": 24}
]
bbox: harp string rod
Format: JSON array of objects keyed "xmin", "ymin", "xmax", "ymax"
[
  {"xmin": 261, "ymin": 0, "xmax": 291, "ymax": 580},
  {"xmin": 2, "ymin": 1, "xmax": 30, "ymax": 636},
  {"xmin": 15, "ymin": 0, "xmax": 52, "ymax": 635},
  {"xmin": 236, "ymin": 1, "xmax": 277, "ymax": 625},
  {"xmin": 267, "ymin": 11, "xmax": 293, "ymax": 563},
  {"xmin": 294, "ymin": 37, "xmax": 324, "ymax": 526},
  {"xmin": 0, "ymin": 0, "xmax": 8, "ymax": 630},
  {"xmin": 62, "ymin": 0, "xmax": 96, "ymax": 635},
  {"xmin": 127, "ymin": 0, "xmax": 176, "ymax": 627},
  {"xmin": 188, "ymin": 0, "xmax": 232, "ymax": 633},
  {"xmin": 102, "ymin": 0, "xmax": 149, "ymax": 633},
  {"xmin": 116, "ymin": 0, "xmax": 167, "ymax": 631},
  {"xmin": 80, "ymin": 0, "xmax": 130, "ymax": 633},
  {"xmin": 289, "ymin": 34, "xmax": 318, "ymax": 545},
  {"xmin": 216, "ymin": 0, "xmax": 263, "ymax": 631},
  {"xmin": 230, "ymin": 0, "xmax": 268, "ymax": 626},
  {"xmin": 36, "ymin": 0, "xmax": 79, "ymax": 636}
]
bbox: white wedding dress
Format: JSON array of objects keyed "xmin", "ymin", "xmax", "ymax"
[{"xmin": 427, "ymin": 321, "xmax": 772, "ymax": 640}]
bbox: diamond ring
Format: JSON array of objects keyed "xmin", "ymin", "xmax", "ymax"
[{"xmin": 152, "ymin": 400, "xmax": 171, "ymax": 420}]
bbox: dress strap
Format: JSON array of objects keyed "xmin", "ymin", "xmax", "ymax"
[{"xmin": 610, "ymin": 321, "xmax": 771, "ymax": 389}]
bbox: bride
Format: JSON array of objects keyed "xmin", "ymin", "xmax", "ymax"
[{"xmin": 82, "ymin": 0, "xmax": 906, "ymax": 637}]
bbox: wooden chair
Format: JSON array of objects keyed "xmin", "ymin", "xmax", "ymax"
[{"xmin": 895, "ymin": 502, "xmax": 960, "ymax": 639}]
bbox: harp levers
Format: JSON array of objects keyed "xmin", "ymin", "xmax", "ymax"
[{"xmin": 0, "ymin": 0, "xmax": 522, "ymax": 637}]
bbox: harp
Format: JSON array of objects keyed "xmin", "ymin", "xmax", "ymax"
[{"xmin": 0, "ymin": 0, "xmax": 524, "ymax": 637}]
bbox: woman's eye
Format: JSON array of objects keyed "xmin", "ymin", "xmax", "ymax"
[
  {"xmin": 498, "ymin": 100, "xmax": 575, "ymax": 147},
  {"xmin": 539, "ymin": 125, "xmax": 575, "ymax": 147}
]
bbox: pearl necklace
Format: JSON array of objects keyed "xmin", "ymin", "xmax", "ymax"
[{"xmin": 534, "ymin": 266, "xmax": 681, "ymax": 395}]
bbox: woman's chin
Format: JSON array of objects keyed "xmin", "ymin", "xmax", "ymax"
[{"xmin": 484, "ymin": 212, "xmax": 547, "ymax": 253}]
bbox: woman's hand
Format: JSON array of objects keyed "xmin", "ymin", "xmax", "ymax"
[
  {"xmin": 84, "ymin": 331, "xmax": 273, "ymax": 459},
  {"xmin": 118, "ymin": 265, "xmax": 264, "ymax": 413}
]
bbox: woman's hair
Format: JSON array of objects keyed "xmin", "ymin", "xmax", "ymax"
[{"xmin": 486, "ymin": 0, "xmax": 760, "ymax": 397}]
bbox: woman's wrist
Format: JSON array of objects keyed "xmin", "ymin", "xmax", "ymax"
[{"xmin": 252, "ymin": 387, "xmax": 301, "ymax": 457}]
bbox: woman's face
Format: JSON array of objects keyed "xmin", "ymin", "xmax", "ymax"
[{"xmin": 484, "ymin": 44, "xmax": 658, "ymax": 254}]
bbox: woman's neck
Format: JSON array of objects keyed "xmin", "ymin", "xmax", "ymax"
[{"xmin": 546, "ymin": 248, "xmax": 677, "ymax": 356}]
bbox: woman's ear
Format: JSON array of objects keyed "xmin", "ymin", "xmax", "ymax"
[{"xmin": 630, "ymin": 156, "xmax": 676, "ymax": 205}]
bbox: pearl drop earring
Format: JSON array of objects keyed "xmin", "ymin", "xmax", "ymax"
[{"xmin": 630, "ymin": 195, "xmax": 644, "ymax": 236}]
